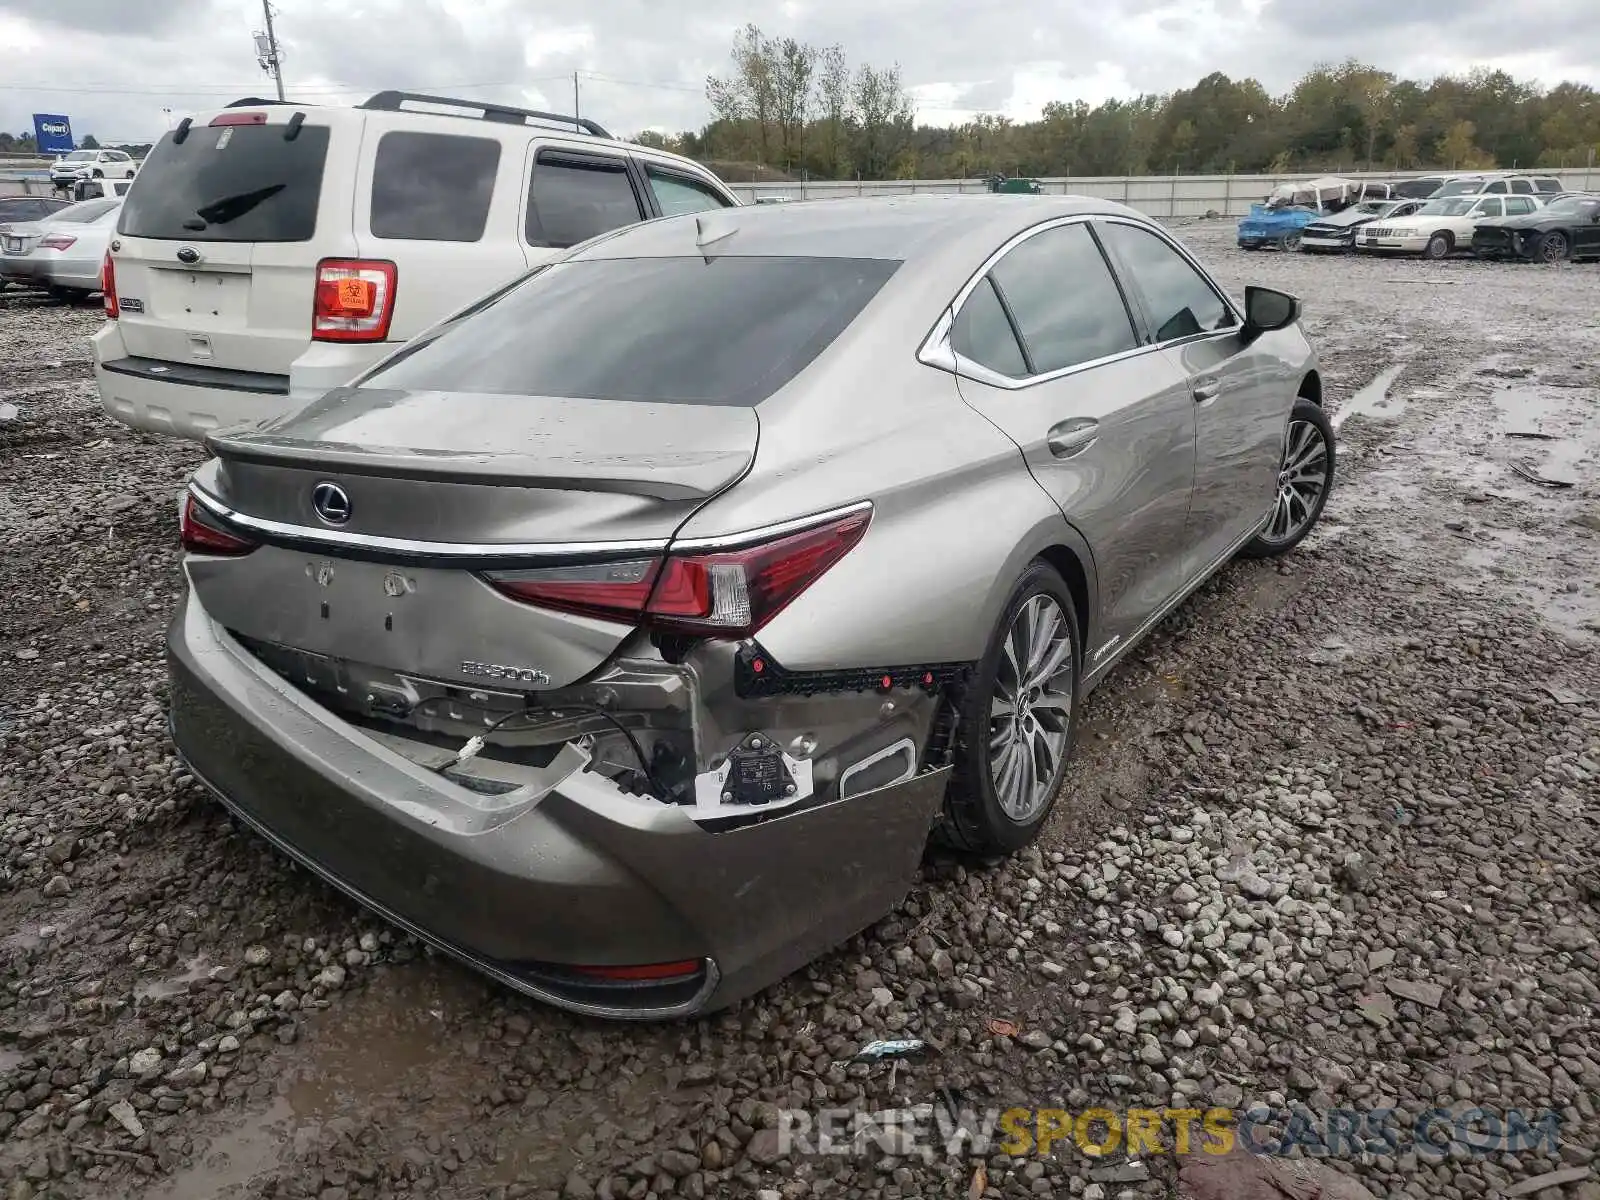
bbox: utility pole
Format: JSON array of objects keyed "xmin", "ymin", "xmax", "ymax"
[
  {"xmin": 572, "ymin": 72, "xmax": 580, "ymax": 130},
  {"xmin": 254, "ymin": 0, "xmax": 286, "ymax": 102}
]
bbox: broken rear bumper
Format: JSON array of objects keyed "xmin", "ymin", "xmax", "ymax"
[{"xmin": 166, "ymin": 587, "xmax": 948, "ymax": 1019}]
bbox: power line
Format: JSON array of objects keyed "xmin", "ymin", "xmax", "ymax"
[{"xmin": 0, "ymin": 71, "xmax": 697, "ymax": 99}]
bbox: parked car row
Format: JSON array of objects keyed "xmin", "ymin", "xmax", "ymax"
[{"xmin": 1237, "ymin": 171, "xmax": 1599, "ymax": 262}]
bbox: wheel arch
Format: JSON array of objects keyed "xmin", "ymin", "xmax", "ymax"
[
  {"xmin": 1298, "ymin": 370, "xmax": 1323, "ymax": 406},
  {"xmin": 1036, "ymin": 542, "xmax": 1093, "ymax": 661}
]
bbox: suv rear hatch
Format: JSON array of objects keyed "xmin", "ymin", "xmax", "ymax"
[{"xmin": 111, "ymin": 110, "xmax": 359, "ymax": 377}]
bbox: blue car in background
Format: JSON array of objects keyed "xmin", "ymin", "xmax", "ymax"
[{"xmin": 1237, "ymin": 203, "xmax": 1319, "ymax": 251}]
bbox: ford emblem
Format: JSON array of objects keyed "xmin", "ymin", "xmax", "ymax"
[{"xmin": 176, "ymin": 246, "xmax": 201, "ymax": 265}]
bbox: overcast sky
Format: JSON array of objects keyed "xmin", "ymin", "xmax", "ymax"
[{"xmin": 1, "ymin": 0, "xmax": 1597, "ymax": 146}]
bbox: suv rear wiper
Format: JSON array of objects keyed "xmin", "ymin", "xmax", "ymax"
[{"xmin": 184, "ymin": 183, "xmax": 287, "ymax": 230}]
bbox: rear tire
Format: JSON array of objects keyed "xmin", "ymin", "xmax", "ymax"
[
  {"xmin": 1241, "ymin": 398, "xmax": 1336, "ymax": 559},
  {"xmin": 1539, "ymin": 232, "xmax": 1570, "ymax": 263},
  {"xmin": 936, "ymin": 562, "xmax": 1080, "ymax": 856}
]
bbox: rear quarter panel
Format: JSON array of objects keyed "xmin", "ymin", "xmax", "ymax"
[{"xmin": 674, "ymin": 357, "xmax": 1095, "ymax": 673}]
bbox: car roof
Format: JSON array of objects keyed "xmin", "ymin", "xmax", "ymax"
[{"xmin": 566, "ymin": 193, "xmax": 1147, "ymax": 262}]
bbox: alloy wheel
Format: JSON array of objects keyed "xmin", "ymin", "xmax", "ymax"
[
  {"xmin": 1263, "ymin": 418, "xmax": 1330, "ymax": 545},
  {"xmin": 988, "ymin": 595, "xmax": 1074, "ymax": 823},
  {"xmin": 1540, "ymin": 233, "xmax": 1568, "ymax": 263}
]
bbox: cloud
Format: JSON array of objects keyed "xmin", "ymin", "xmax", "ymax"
[{"xmin": 1, "ymin": 0, "xmax": 1597, "ymax": 147}]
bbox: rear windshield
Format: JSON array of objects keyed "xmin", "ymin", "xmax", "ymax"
[
  {"xmin": 52, "ymin": 199, "xmax": 120, "ymax": 224},
  {"xmin": 360, "ymin": 256, "xmax": 899, "ymax": 407},
  {"xmin": 118, "ymin": 123, "xmax": 330, "ymax": 242}
]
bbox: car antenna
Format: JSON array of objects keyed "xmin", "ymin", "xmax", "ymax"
[{"xmin": 694, "ymin": 212, "xmax": 738, "ymax": 257}]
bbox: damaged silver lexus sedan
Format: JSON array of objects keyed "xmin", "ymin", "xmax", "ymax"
[{"xmin": 167, "ymin": 195, "xmax": 1333, "ymax": 1018}]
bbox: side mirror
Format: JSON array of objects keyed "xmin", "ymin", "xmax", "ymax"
[{"xmin": 1241, "ymin": 286, "xmax": 1300, "ymax": 343}]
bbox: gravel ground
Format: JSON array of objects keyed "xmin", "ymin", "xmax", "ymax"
[{"xmin": 1, "ymin": 225, "xmax": 1598, "ymax": 1200}]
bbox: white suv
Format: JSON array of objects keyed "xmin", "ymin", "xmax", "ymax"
[
  {"xmin": 1431, "ymin": 172, "xmax": 1565, "ymax": 199},
  {"xmin": 50, "ymin": 148, "xmax": 139, "ymax": 191},
  {"xmin": 93, "ymin": 92, "xmax": 740, "ymax": 440}
]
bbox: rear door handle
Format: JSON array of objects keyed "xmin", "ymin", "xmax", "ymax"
[
  {"xmin": 1046, "ymin": 418, "xmax": 1099, "ymax": 458},
  {"xmin": 1192, "ymin": 376, "xmax": 1220, "ymax": 404}
]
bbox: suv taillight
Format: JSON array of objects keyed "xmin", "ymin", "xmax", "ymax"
[
  {"xmin": 486, "ymin": 508, "xmax": 871, "ymax": 639},
  {"xmin": 313, "ymin": 259, "xmax": 397, "ymax": 343},
  {"xmin": 179, "ymin": 494, "xmax": 258, "ymax": 556},
  {"xmin": 101, "ymin": 252, "xmax": 117, "ymax": 318}
]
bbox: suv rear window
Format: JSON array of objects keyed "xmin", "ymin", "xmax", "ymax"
[
  {"xmin": 361, "ymin": 256, "xmax": 899, "ymax": 406},
  {"xmin": 371, "ymin": 131, "xmax": 500, "ymax": 242},
  {"xmin": 118, "ymin": 123, "xmax": 329, "ymax": 242}
]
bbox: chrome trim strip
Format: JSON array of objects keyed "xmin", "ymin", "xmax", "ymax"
[
  {"xmin": 189, "ymin": 485, "xmax": 873, "ymax": 563},
  {"xmin": 187, "ymin": 483, "xmax": 672, "ymax": 561},
  {"xmin": 671, "ymin": 499, "xmax": 874, "ymax": 552}
]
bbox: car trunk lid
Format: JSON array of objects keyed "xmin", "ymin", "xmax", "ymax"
[
  {"xmin": 187, "ymin": 386, "xmax": 758, "ymax": 689},
  {"xmin": 109, "ymin": 112, "xmax": 359, "ymax": 376}
]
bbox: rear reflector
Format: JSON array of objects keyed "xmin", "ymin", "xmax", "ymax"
[
  {"xmin": 180, "ymin": 494, "xmax": 257, "ymax": 556},
  {"xmin": 40, "ymin": 234, "xmax": 76, "ymax": 251},
  {"xmin": 568, "ymin": 960, "xmax": 703, "ymax": 982},
  {"xmin": 210, "ymin": 111, "xmax": 267, "ymax": 126},
  {"xmin": 487, "ymin": 506, "xmax": 871, "ymax": 639},
  {"xmin": 313, "ymin": 258, "xmax": 397, "ymax": 342},
  {"xmin": 101, "ymin": 252, "xmax": 117, "ymax": 318}
]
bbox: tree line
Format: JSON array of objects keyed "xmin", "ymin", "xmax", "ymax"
[{"xmin": 638, "ymin": 30, "xmax": 1600, "ymax": 182}]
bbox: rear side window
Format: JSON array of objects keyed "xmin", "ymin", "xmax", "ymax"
[
  {"xmin": 1536, "ymin": 178, "xmax": 1562, "ymax": 193},
  {"xmin": 371, "ymin": 131, "xmax": 500, "ymax": 242},
  {"xmin": 1484, "ymin": 180, "xmax": 1508, "ymax": 194},
  {"xmin": 526, "ymin": 152, "xmax": 645, "ymax": 248},
  {"xmin": 118, "ymin": 123, "xmax": 329, "ymax": 242},
  {"xmin": 990, "ymin": 223, "xmax": 1138, "ymax": 373},
  {"xmin": 1509, "ymin": 179, "xmax": 1533, "ymax": 194},
  {"xmin": 952, "ymin": 277, "xmax": 1028, "ymax": 377},
  {"xmin": 361, "ymin": 256, "xmax": 898, "ymax": 406},
  {"xmin": 647, "ymin": 169, "xmax": 730, "ymax": 217}
]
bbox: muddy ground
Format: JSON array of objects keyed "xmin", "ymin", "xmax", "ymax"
[{"xmin": 1, "ymin": 224, "xmax": 1597, "ymax": 1200}]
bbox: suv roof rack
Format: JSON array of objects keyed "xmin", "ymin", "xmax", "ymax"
[{"xmin": 358, "ymin": 91, "xmax": 611, "ymax": 139}]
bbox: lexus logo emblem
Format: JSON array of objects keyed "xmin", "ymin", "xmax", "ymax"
[
  {"xmin": 311, "ymin": 481, "xmax": 351, "ymax": 525},
  {"xmin": 176, "ymin": 246, "xmax": 200, "ymax": 264}
]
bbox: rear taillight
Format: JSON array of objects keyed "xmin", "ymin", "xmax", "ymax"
[
  {"xmin": 40, "ymin": 234, "xmax": 76, "ymax": 251},
  {"xmin": 210, "ymin": 111, "xmax": 267, "ymax": 126},
  {"xmin": 313, "ymin": 258, "xmax": 397, "ymax": 343},
  {"xmin": 180, "ymin": 494, "xmax": 257, "ymax": 556},
  {"xmin": 101, "ymin": 253, "xmax": 117, "ymax": 318},
  {"xmin": 486, "ymin": 507, "xmax": 870, "ymax": 639}
]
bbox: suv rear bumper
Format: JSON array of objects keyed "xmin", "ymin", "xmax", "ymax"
[
  {"xmin": 93, "ymin": 323, "xmax": 390, "ymax": 441},
  {"xmin": 167, "ymin": 586, "xmax": 948, "ymax": 1018},
  {"xmin": 93, "ymin": 324, "xmax": 292, "ymax": 439}
]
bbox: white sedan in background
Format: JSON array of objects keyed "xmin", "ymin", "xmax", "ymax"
[
  {"xmin": 1357, "ymin": 194, "xmax": 1542, "ymax": 259},
  {"xmin": 0, "ymin": 197, "xmax": 122, "ymax": 300}
]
